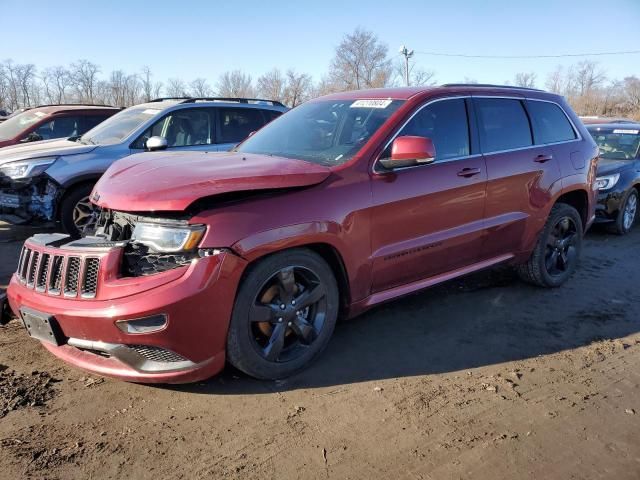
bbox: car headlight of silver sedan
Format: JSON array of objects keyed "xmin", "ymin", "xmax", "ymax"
[{"xmin": 0, "ymin": 157, "xmax": 57, "ymax": 180}]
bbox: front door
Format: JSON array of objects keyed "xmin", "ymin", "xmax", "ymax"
[{"xmin": 369, "ymin": 98, "xmax": 487, "ymax": 293}]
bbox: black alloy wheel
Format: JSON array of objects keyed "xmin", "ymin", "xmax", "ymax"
[
  {"xmin": 544, "ymin": 216, "xmax": 579, "ymax": 277},
  {"xmin": 226, "ymin": 249, "xmax": 339, "ymax": 379}
]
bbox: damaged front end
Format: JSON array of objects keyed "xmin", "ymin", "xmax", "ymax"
[
  {"xmin": 93, "ymin": 209, "xmax": 211, "ymax": 277},
  {"xmin": 0, "ymin": 174, "xmax": 59, "ymax": 225}
]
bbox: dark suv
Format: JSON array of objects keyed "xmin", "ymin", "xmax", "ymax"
[
  {"xmin": 0, "ymin": 104, "xmax": 118, "ymax": 148},
  {"xmin": 6, "ymin": 85, "xmax": 599, "ymax": 383}
]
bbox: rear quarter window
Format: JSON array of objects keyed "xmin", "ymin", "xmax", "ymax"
[
  {"xmin": 527, "ymin": 100, "xmax": 576, "ymax": 144},
  {"xmin": 475, "ymin": 98, "xmax": 533, "ymax": 153}
]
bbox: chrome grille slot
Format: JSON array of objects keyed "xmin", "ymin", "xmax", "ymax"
[
  {"xmin": 36, "ymin": 253, "xmax": 50, "ymax": 292},
  {"xmin": 81, "ymin": 258, "xmax": 100, "ymax": 298},
  {"xmin": 16, "ymin": 246, "xmax": 26, "ymax": 279},
  {"xmin": 49, "ymin": 256, "xmax": 64, "ymax": 295},
  {"xmin": 63, "ymin": 257, "xmax": 81, "ymax": 297},
  {"xmin": 20, "ymin": 248, "xmax": 32, "ymax": 282},
  {"xmin": 27, "ymin": 251, "xmax": 40, "ymax": 287}
]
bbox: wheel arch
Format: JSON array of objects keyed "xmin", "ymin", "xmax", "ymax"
[
  {"xmin": 235, "ymin": 240, "xmax": 352, "ymax": 316},
  {"xmin": 56, "ymin": 177, "xmax": 99, "ymax": 221},
  {"xmin": 555, "ymin": 188, "xmax": 589, "ymax": 228}
]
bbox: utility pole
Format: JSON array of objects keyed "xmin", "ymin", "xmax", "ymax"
[{"xmin": 399, "ymin": 45, "xmax": 414, "ymax": 86}]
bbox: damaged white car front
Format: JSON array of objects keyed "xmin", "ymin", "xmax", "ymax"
[{"xmin": 0, "ymin": 156, "xmax": 59, "ymax": 224}]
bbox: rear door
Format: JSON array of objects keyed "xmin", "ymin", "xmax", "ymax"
[
  {"xmin": 474, "ymin": 96, "xmax": 560, "ymax": 260},
  {"xmin": 214, "ymin": 107, "xmax": 274, "ymax": 151},
  {"xmin": 369, "ymin": 97, "xmax": 488, "ymax": 293}
]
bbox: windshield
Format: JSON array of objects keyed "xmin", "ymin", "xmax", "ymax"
[
  {"xmin": 588, "ymin": 127, "xmax": 640, "ymax": 160},
  {"xmin": 81, "ymin": 106, "xmax": 161, "ymax": 145},
  {"xmin": 0, "ymin": 110, "xmax": 48, "ymax": 140},
  {"xmin": 236, "ymin": 99, "xmax": 404, "ymax": 166}
]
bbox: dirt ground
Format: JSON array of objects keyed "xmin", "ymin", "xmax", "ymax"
[{"xmin": 0, "ymin": 221, "xmax": 639, "ymax": 480}]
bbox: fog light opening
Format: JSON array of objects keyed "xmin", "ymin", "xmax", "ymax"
[{"xmin": 116, "ymin": 314, "xmax": 168, "ymax": 334}]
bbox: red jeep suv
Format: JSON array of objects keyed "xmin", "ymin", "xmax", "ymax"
[{"xmin": 5, "ymin": 85, "xmax": 599, "ymax": 383}]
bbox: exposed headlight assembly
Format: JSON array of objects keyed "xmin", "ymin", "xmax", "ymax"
[
  {"xmin": 131, "ymin": 223, "xmax": 206, "ymax": 252},
  {"xmin": 0, "ymin": 157, "xmax": 57, "ymax": 180},
  {"xmin": 594, "ymin": 173, "xmax": 620, "ymax": 191}
]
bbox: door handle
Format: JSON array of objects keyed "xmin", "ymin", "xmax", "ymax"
[
  {"xmin": 457, "ymin": 167, "xmax": 481, "ymax": 178},
  {"xmin": 534, "ymin": 154, "xmax": 553, "ymax": 163}
]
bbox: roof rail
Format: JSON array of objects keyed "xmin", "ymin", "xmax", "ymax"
[
  {"xmin": 149, "ymin": 97, "xmax": 192, "ymax": 102},
  {"xmin": 441, "ymin": 83, "xmax": 544, "ymax": 92},
  {"xmin": 32, "ymin": 103, "xmax": 117, "ymax": 108},
  {"xmin": 179, "ymin": 97, "xmax": 286, "ymax": 107}
]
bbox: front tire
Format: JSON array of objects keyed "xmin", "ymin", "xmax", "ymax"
[
  {"xmin": 609, "ymin": 189, "xmax": 638, "ymax": 235},
  {"xmin": 517, "ymin": 203, "xmax": 583, "ymax": 288},
  {"xmin": 60, "ymin": 184, "xmax": 98, "ymax": 238},
  {"xmin": 226, "ymin": 249, "xmax": 339, "ymax": 380}
]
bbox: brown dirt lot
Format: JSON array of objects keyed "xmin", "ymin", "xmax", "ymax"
[{"xmin": 0, "ymin": 222, "xmax": 639, "ymax": 479}]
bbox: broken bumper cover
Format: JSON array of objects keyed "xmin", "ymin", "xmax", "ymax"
[
  {"xmin": 6, "ymin": 237, "xmax": 247, "ymax": 384},
  {"xmin": 0, "ymin": 175, "xmax": 57, "ymax": 222}
]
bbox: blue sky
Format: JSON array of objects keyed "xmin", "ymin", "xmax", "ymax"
[{"xmin": 1, "ymin": 0, "xmax": 639, "ymax": 88}]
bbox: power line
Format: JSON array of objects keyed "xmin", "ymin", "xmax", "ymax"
[{"xmin": 413, "ymin": 49, "xmax": 640, "ymax": 59}]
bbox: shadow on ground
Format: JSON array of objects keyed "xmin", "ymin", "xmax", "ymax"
[{"xmin": 170, "ymin": 227, "xmax": 640, "ymax": 395}]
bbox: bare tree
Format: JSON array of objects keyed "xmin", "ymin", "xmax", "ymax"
[
  {"xmin": 190, "ymin": 78, "xmax": 213, "ymax": 97},
  {"xmin": 284, "ymin": 70, "xmax": 312, "ymax": 107},
  {"xmin": 514, "ymin": 72, "xmax": 537, "ymax": 88},
  {"xmin": 328, "ymin": 28, "xmax": 393, "ymax": 90},
  {"xmin": 165, "ymin": 78, "xmax": 189, "ymax": 97},
  {"xmin": 545, "ymin": 66, "xmax": 564, "ymax": 94},
  {"xmin": 392, "ymin": 59, "xmax": 436, "ymax": 87},
  {"xmin": 216, "ymin": 70, "xmax": 254, "ymax": 97},
  {"xmin": 574, "ymin": 60, "xmax": 606, "ymax": 96},
  {"xmin": 257, "ymin": 68, "xmax": 286, "ymax": 102},
  {"xmin": 71, "ymin": 59, "xmax": 100, "ymax": 103},
  {"xmin": 141, "ymin": 66, "xmax": 154, "ymax": 102},
  {"xmin": 42, "ymin": 66, "xmax": 71, "ymax": 104}
]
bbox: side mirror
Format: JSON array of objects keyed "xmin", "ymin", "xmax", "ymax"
[
  {"xmin": 379, "ymin": 136, "xmax": 436, "ymax": 170},
  {"xmin": 20, "ymin": 132, "xmax": 43, "ymax": 143},
  {"xmin": 146, "ymin": 136, "xmax": 168, "ymax": 151}
]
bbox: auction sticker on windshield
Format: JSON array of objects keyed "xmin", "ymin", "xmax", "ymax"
[
  {"xmin": 613, "ymin": 129, "xmax": 639, "ymax": 135},
  {"xmin": 350, "ymin": 99, "xmax": 393, "ymax": 109}
]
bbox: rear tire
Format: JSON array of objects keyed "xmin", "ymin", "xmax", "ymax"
[
  {"xmin": 608, "ymin": 189, "xmax": 638, "ymax": 236},
  {"xmin": 226, "ymin": 249, "xmax": 339, "ymax": 380},
  {"xmin": 517, "ymin": 203, "xmax": 583, "ymax": 288},
  {"xmin": 60, "ymin": 184, "xmax": 98, "ymax": 238}
]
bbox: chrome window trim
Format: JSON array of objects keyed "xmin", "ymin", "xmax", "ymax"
[{"xmin": 372, "ymin": 94, "xmax": 584, "ymax": 174}]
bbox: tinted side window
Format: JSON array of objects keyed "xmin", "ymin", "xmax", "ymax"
[
  {"xmin": 263, "ymin": 110, "xmax": 283, "ymax": 122},
  {"xmin": 217, "ymin": 108, "xmax": 266, "ymax": 144},
  {"xmin": 82, "ymin": 115, "xmax": 110, "ymax": 133},
  {"xmin": 527, "ymin": 101, "xmax": 576, "ymax": 144},
  {"xmin": 475, "ymin": 98, "xmax": 532, "ymax": 152},
  {"xmin": 388, "ymin": 98, "xmax": 470, "ymax": 161},
  {"xmin": 34, "ymin": 116, "xmax": 81, "ymax": 139}
]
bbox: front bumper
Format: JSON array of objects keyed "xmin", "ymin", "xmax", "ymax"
[
  {"xmin": 594, "ymin": 189, "xmax": 625, "ymax": 223},
  {"xmin": 0, "ymin": 176, "xmax": 57, "ymax": 222},
  {"xmin": 6, "ymin": 234, "xmax": 247, "ymax": 384}
]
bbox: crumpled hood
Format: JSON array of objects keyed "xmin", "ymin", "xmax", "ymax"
[
  {"xmin": 597, "ymin": 158, "xmax": 634, "ymax": 176},
  {"xmin": 92, "ymin": 151, "xmax": 331, "ymax": 211},
  {"xmin": 0, "ymin": 138, "xmax": 97, "ymax": 165}
]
